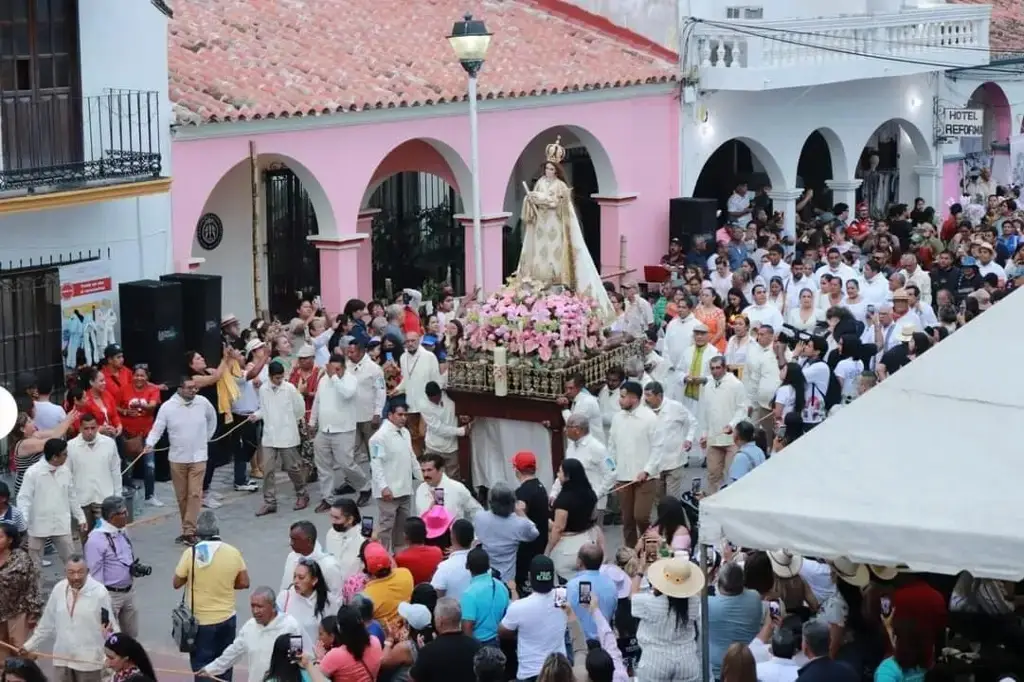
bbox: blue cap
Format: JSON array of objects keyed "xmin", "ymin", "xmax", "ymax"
[
  {"xmin": 421, "ymin": 335, "xmax": 438, "ymax": 346},
  {"xmin": 960, "ymin": 256, "xmax": 978, "ymax": 267}
]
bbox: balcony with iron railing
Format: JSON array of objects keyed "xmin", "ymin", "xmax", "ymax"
[
  {"xmin": 687, "ymin": 5, "xmax": 992, "ymax": 90},
  {"xmin": 0, "ymin": 89, "xmax": 162, "ymax": 195}
]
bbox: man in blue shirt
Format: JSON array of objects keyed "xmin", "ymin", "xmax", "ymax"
[
  {"xmin": 566, "ymin": 543, "xmax": 618, "ymax": 641},
  {"xmin": 727, "ymin": 421, "xmax": 766, "ymax": 486},
  {"xmin": 459, "ymin": 546, "xmax": 510, "ymax": 646}
]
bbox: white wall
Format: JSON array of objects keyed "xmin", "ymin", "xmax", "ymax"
[{"xmin": 563, "ymin": 0, "xmax": 678, "ymax": 50}]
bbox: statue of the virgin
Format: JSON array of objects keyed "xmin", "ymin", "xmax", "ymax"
[{"xmin": 515, "ymin": 137, "xmax": 614, "ymax": 319}]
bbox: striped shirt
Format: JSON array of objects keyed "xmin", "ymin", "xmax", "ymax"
[{"xmin": 0, "ymin": 504, "xmax": 27, "ymax": 532}]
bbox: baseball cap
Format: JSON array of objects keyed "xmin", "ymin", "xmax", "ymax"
[
  {"xmin": 512, "ymin": 451, "xmax": 537, "ymax": 472},
  {"xmin": 363, "ymin": 542, "xmax": 391, "ymax": 574},
  {"xmin": 529, "ymin": 554, "xmax": 556, "ymax": 594},
  {"xmin": 397, "ymin": 602, "xmax": 433, "ymax": 630},
  {"xmin": 104, "ymin": 344, "xmax": 123, "ymax": 358}
]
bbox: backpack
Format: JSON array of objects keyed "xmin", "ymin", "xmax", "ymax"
[{"xmin": 818, "ymin": 360, "xmax": 843, "ymax": 411}]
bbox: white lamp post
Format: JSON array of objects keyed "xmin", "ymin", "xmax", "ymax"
[{"xmin": 448, "ymin": 13, "xmax": 492, "ymax": 301}]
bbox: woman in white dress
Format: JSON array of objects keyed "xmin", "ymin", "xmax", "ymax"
[
  {"xmin": 842, "ymin": 279, "xmax": 869, "ymax": 323},
  {"xmin": 767, "ymin": 276, "xmax": 787, "ymax": 313},
  {"xmin": 786, "ymin": 288, "xmax": 821, "ymax": 331},
  {"xmin": 742, "ymin": 284, "xmax": 784, "ymax": 333},
  {"xmin": 724, "ymin": 314, "xmax": 753, "ymax": 373},
  {"xmin": 516, "ymin": 137, "xmax": 614, "ymax": 320}
]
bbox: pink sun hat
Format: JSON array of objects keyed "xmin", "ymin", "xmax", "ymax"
[{"xmin": 422, "ymin": 505, "xmax": 454, "ymax": 539}]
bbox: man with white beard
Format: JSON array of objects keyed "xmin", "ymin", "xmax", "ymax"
[
  {"xmin": 663, "ymin": 296, "xmax": 699, "ymax": 401},
  {"xmin": 643, "ymin": 381, "xmax": 696, "ymax": 500}
]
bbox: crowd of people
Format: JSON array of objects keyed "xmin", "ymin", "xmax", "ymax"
[{"xmin": 1, "ymin": 176, "xmax": 1022, "ymax": 682}]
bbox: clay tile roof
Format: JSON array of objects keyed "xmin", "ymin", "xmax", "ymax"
[
  {"xmin": 169, "ymin": 0, "xmax": 678, "ymax": 126},
  {"xmin": 948, "ymin": 0, "xmax": 1023, "ymax": 58}
]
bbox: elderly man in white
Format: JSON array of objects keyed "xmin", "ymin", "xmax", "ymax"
[
  {"xmin": 622, "ymin": 281, "xmax": 654, "ymax": 336},
  {"xmin": 394, "ymin": 329, "xmax": 445, "ymax": 457},
  {"xmin": 698, "ymin": 356, "xmax": 750, "ymax": 494},
  {"xmin": 18, "ymin": 437, "xmax": 87, "ymax": 568},
  {"xmin": 744, "ymin": 324, "xmax": 783, "ymax": 444},
  {"xmin": 557, "ymin": 373, "xmax": 605, "ymax": 445},
  {"xmin": 251, "ymin": 360, "xmax": 309, "ymax": 517},
  {"xmin": 309, "ymin": 353, "xmax": 362, "ymax": 514},
  {"xmin": 22, "ymin": 555, "xmax": 118, "ymax": 682},
  {"xmin": 420, "ymin": 381, "xmax": 467, "ymax": 479},
  {"xmin": 643, "ymin": 381, "xmax": 697, "ymax": 500},
  {"xmin": 663, "ymin": 296, "xmax": 699, "ymax": 402},
  {"xmin": 199, "ymin": 586, "xmax": 303, "ymax": 682},
  {"xmin": 550, "ymin": 414, "xmax": 615, "ymax": 515},
  {"xmin": 414, "ymin": 452, "xmax": 481, "ymax": 519},
  {"xmin": 369, "ymin": 402, "xmax": 423, "ymax": 552},
  {"xmin": 66, "ymin": 413, "xmax": 120, "ymax": 535}
]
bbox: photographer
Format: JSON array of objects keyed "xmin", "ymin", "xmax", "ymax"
[
  {"xmin": 797, "ymin": 336, "xmax": 833, "ymax": 430},
  {"xmin": 84, "ymin": 495, "xmax": 149, "ymax": 637}
]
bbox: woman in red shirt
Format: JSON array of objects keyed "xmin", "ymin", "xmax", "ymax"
[
  {"xmin": 79, "ymin": 367, "xmax": 123, "ymax": 437},
  {"xmin": 118, "ymin": 364, "xmax": 163, "ymax": 505}
]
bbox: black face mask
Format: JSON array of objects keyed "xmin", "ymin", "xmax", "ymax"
[{"xmin": 332, "ymin": 523, "xmax": 348, "ymax": 533}]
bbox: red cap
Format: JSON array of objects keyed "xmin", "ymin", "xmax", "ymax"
[
  {"xmin": 363, "ymin": 542, "xmax": 391, "ymax": 574},
  {"xmin": 512, "ymin": 450, "xmax": 537, "ymax": 471}
]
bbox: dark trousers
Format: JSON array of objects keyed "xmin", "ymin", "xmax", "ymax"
[
  {"xmin": 190, "ymin": 615, "xmax": 236, "ymax": 682},
  {"xmin": 230, "ymin": 415, "xmax": 260, "ymax": 486},
  {"xmin": 203, "ymin": 412, "xmax": 230, "ymax": 492}
]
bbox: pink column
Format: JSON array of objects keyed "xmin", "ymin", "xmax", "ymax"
[
  {"xmin": 456, "ymin": 212, "xmax": 511, "ymax": 295},
  {"xmin": 591, "ymin": 194, "xmax": 638, "ymax": 279},
  {"xmin": 355, "ymin": 208, "xmax": 379, "ymax": 301},
  {"xmin": 309, "ymin": 234, "xmax": 369, "ymax": 314}
]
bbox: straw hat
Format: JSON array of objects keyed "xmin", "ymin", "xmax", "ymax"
[
  {"xmin": 831, "ymin": 557, "xmax": 870, "ymax": 587},
  {"xmin": 768, "ymin": 550, "xmax": 804, "ymax": 578},
  {"xmin": 870, "ymin": 564, "xmax": 900, "ymax": 581},
  {"xmin": 647, "ymin": 557, "xmax": 706, "ymax": 598},
  {"xmin": 0, "ymin": 386, "xmax": 17, "ymax": 440}
]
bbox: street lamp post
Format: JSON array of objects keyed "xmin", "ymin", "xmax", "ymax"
[{"xmin": 448, "ymin": 13, "xmax": 492, "ymax": 301}]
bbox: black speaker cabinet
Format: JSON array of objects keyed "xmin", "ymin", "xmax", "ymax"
[
  {"xmin": 160, "ymin": 273, "xmax": 222, "ymax": 366},
  {"xmin": 118, "ymin": 279, "xmax": 184, "ymax": 388},
  {"xmin": 669, "ymin": 197, "xmax": 718, "ymax": 243}
]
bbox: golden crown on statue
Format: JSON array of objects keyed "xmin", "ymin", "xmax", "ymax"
[{"xmin": 545, "ymin": 136, "xmax": 566, "ymax": 165}]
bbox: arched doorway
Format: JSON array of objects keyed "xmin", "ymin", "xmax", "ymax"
[
  {"xmin": 692, "ymin": 137, "xmax": 785, "ymax": 223},
  {"xmin": 856, "ymin": 118, "xmax": 932, "ymax": 217},
  {"xmin": 502, "ymin": 125, "xmax": 616, "ymax": 278},
  {"xmin": 796, "ymin": 128, "xmax": 846, "ymax": 212},
  {"xmin": 191, "ymin": 154, "xmax": 332, "ymax": 322},
  {"xmin": 362, "ymin": 139, "xmax": 469, "ymax": 297},
  {"xmin": 962, "ymin": 82, "xmax": 1012, "ymax": 188}
]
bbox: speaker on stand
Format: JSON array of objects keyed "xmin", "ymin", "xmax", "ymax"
[{"xmin": 159, "ymin": 273, "xmax": 223, "ymax": 367}]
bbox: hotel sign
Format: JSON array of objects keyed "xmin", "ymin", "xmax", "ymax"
[{"xmin": 942, "ymin": 108, "xmax": 983, "ymax": 139}]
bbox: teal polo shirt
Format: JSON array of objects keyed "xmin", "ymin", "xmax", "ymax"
[{"xmin": 459, "ymin": 573, "xmax": 510, "ymax": 642}]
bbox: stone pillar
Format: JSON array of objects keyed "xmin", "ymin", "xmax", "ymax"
[
  {"xmin": 308, "ymin": 234, "xmax": 369, "ymax": 313},
  {"xmin": 354, "ymin": 208, "xmax": 379, "ymax": 301},
  {"xmin": 591, "ymin": 194, "xmax": 638, "ymax": 281},
  {"xmin": 455, "ymin": 212, "xmax": 511, "ymax": 295},
  {"xmin": 913, "ymin": 164, "xmax": 942, "ymax": 208},
  {"xmin": 824, "ymin": 179, "xmax": 863, "ymax": 211},
  {"xmin": 767, "ymin": 189, "xmax": 803, "ymax": 250}
]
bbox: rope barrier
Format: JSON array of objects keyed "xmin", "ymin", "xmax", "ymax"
[{"xmin": 120, "ymin": 419, "xmax": 252, "ymax": 476}]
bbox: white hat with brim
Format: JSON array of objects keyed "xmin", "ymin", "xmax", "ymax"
[
  {"xmin": 693, "ymin": 322, "xmax": 710, "ymax": 334},
  {"xmin": 0, "ymin": 386, "xmax": 18, "ymax": 440},
  {"xmin": 295, "ymin": 344, "xmax": 316, "ymax": 359},
  {"xmin": 831, "ymin": 557, "xmax": 870, "ymax": 587},
  {"xmin": 647, "ymin": 557, "xmax": 706, "ymax": 599},
  {"xmin": 221, "ymin": 314, "xmax": 239, "ymax": 328},
  {"xmin": 870, "ymin": 564, "xmax": 900, "ymax": 581},
  {"xmin": 898, "ymin": 322, "xmax": 917, "ymax": 342},
  {"xmin": 768, "ymin": 550, "xmax": 804, "ymax": 578},
  {"xmin": 244, "ymin": 339, "xmax": 265, "ymax": 356}
]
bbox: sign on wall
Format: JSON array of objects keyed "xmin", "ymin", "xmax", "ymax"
[
  {"xmin": 60, "ymin": 260, "xmax": 116, "ymax": 370},
  {"xmin": 196, "ymin": 213, "xmax": 224, "ymax": 251},
  {"xmin": 941, "ymin": 108, "xmax": 984, "ymax": 139}
]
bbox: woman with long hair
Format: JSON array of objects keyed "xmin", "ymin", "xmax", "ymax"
[
  {"xmin": 10, "ymin": 398, "xmax": 77, "ymax": 497},
  {"xmin": 772, "ymin": 362, "xmax": 806, "ymax": 433},
  {"xmin": 104, "ymin": 632, "xmax": 158, "ymax": 682},
  {"xmin": 875, "ymin": 619, "xmax": 929, "ymax": 682},
  {"xmin": 263, "ymin": 633, "xmax": 329, "ymax": 682},
  {"xmin": 443, "ymin": 319, "xmax": 465, "ymax": 359},
  {"xmin": 786, "ymin": 288, "xmax": 821, "ymax": 332},
  {"xmin": 724, "ymin": 314, "xmax": 753, "ymax": 373},
  {"xmin": 538, "ymin": 653, "xmax": 574, "ymax": 682},
  {"xmin": 546, "ymin": 458, "xmax": 600, "ymax": 582},
  {"xmin": 629, "ymin": 556, "xmax": 704, "ymax": 682},
  {"xmin": 378, "ymin": 600, "xmax": 435, "ymax": 682},
  {"xmin": 278, "ymin": 558, "xmax": 337, "ymax": 649},
  {"xmin": 694, "ymin": 287, "xmax": 727, "ymax": 353},
  {"xmin": 0, "ymin": 522, "xmax": 40, "ymax": 648},
  {"xmin": 720, "ymin": 642, "xmax": 758, "ymax": 682},
  {"xmin": 722, "ymin": 289, "xmax": 749, "ymax": 338},
  {"xmin": 318, "ymin": 605, "xmax": 383, "ymax": 682},
  {"xmin": 640, "ymin": 497, "xmax": 692, "ymax": 557},
  {"xmin": 767, "ymin": 276, "xmax": 787, "ymax": 313},
  {"xmin": 1, "ymin": 658, "xmax": 47, "ymax": 682}
]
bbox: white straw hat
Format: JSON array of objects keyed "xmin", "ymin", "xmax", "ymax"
[
  {"xmin": 647, "ymin": 557, "xmax": 706, "ymax": 598},
  {"xmin": 768, "ymin": 550, "xmax": 804, "ymax": 578}
]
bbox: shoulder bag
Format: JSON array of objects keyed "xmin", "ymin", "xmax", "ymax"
[{"xmin": 171, "ymin": 546, "xmax": 199, "ymax": 652}]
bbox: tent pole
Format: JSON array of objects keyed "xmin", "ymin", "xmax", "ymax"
[{"xmin": 700, "ymin": 544, "xmax": 711, "ymax": 682}]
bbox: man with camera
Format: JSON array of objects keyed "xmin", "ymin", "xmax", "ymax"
[{"xmin": 83, "ymin": 495, "xmax": 149, "ymax": 637}]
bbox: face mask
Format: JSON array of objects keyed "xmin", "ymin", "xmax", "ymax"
[{"xmin": 332, "ymin": 523, "xmax": 347, "ymax": 533}]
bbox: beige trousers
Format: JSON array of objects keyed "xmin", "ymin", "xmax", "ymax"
[{"xmin": 169, "ymin": 461, "xmax": 206, "ymax": 536}]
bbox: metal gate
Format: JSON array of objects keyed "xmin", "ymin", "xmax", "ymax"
[
  {"xmin": 264, "ymin": 167, "xmax": 320, "ymax": 320},
  {"xmin": 0, "ymin": 265, "xmax": 63, "ymax": 394}
]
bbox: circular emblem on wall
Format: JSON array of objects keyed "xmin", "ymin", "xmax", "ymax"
[{"xmin": 196, "ymin": 213, "xmax": 224, "ymax": 251}]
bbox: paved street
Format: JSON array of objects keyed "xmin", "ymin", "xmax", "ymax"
[{"xmin": 25, "ymin": 460, "xmax": 707, "ymax": 681}]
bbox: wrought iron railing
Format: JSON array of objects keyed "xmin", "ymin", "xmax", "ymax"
[{"xmin": 0, "ymin": 89, "xmax": 162, "ymax": 192}]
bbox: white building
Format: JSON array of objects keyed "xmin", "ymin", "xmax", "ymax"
[
  {"xmin": 0, "ymin": 0, "xmax": 172, "ymax": 390},
  {"xmin": 570, "ymin": 0, "xmax": 993, "ymax": 234}
]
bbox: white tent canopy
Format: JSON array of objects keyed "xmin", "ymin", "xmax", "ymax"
[{"xmin": 699, "ymin": 288, "xmax": 1024, "ymax": 580}]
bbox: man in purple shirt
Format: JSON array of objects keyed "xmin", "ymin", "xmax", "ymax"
[{"xmin": 83, "ymin": 495, "xmax": 142, "ymax": 637}]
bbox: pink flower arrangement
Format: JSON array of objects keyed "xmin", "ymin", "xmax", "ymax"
[{"xmin": 462, "ymin": 277, "xmax": 604, "ymax": 364}]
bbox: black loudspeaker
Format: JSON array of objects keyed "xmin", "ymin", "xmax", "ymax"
[
  {"xmin": 118, "ymin": 279, "xmax": 184, "ymax": 388},
  {"xmin": 160, "ymin": 273, "xmax": 222, "ymax": 366},
  {"xmin": 669, "ymin": 197, "xmax": 718, "ymax": 243}
]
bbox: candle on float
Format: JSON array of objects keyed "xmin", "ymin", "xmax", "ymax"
[{"xmin": 493, "ymin": 345, "xmax": 509, "ymax": 397}]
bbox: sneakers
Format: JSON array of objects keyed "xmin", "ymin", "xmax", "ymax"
[
  {"xmin": 202, "ymin": 494, "xmax": 222, "ymax": 509},
  {"xmin": 234, "ymin": 481, "xmax": 259, "ymax": 493},
  {"xmin": 146, "ymin": 496, "xmax": 165, "ymax": 508},
  {"xmin": 255, "ymin": 505, "xmax": 277, "ymax": 517},
  {"xmin": 294, "ymin": 495, "xmax": 310, "ymax": 511},
  {"xmin": 175, "ymin": 535, "xmax": 197, "ymax": 546},
  {"xmin": 208, "ymin": 490, "xmax": 224, "ymax": 502},
  {"xmin": 41, "ymin": 559, "xmax": 53, "ymax": 567}
]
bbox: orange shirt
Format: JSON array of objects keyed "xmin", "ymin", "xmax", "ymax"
[
  {"xmin": 101, "ymin": 365, "xmax": 133, "ymax": 403},
  {"xmin": 79, "ymin": 390, "xmax": 122, "ymax": 430},
  {"xmin": 118, "ymin": 383, "xmax": 162, "ymax": 437}
]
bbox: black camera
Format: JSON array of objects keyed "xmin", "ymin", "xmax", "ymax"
[{"xmin": 129, "ymin": 559, "xmax": 152, "ymax": 578}]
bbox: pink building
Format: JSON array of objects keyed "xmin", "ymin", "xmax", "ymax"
[{"xmin": 169, "ymin": 0, "xmax": 679, "ymax": 320}]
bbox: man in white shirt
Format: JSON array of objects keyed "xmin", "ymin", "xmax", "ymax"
[
  {"xmin": 144, "ymin": 377, "xmax": 217, "ymax": 545},
  {"xmin": 622, "ymin": 281, "xmax": 654, "ymax": 337},
  {"xmin": 726, "ymin": 181, "xmax": 752, "ymax": 225},
  {"xmin": 430, "ymin": 518, "xmax": 474, "ymax": 599},
  {"xmin": 22, "ymin": 556, "xmax": 118, "ymax": 680},
  {"xmin": 860, "ymin": 259, "xmax": 889, "ymax": 306},
  {"xmin": 798, "ymin": 338, "xmax": 832, "ymax": 428},
  {"xmin": 280, "ymin": 520, "xmax": 343, "ymax": 597},
  {"xmin": 499, "ymin": 556, "xmax": 568, "ymax": 681},
  {"xmin": 557, "ymin": 373, "xmax": 605, "ymax": 445},
  {"xmin": 230, "ymin": 339, "xmax": 270, "ymax": 492},
  {"xmin": 369, "ymin": 402, "xmax": 424, "ymax": 552},
  {"xmin": 813, "ymin": 247, "xmax": 858, "ymax": 289},
  {"xmin": 310, "ymin": 353, "xmax": 365, "ymax": 513},
  {"xmin": 33, "ymin": 378, "xmax": 67, "ymax": 431},
  {"xmin": 698, "ymin": 357, "xmax": 749, "ymax": 494},
  {"xmin": 745, "ymin": 325, "xmax": 782, "ymax": 443},
  {"xmin": 898, "ymin": 253, "xmax": 931, "ymax": 307},
  {"xmin": 975, "ymin": 241, "xmax": 1006, "ymax": 283},
  {"xmin": 18, "ymin": 438, "xmax": 87, "ymax": 568},
  {"xmin": 66, "ymin": 413, "xmax": 120, "ymax": 535},
  {"xmin": 199, "ymin": 586, "xmax": 303, "ymax": 682},
  {"xmin": 663, "ymin": 296, "xmax": 699, "ymax": 402},
  {"xmin": 414, "ymin": 453, "xmax": 482, "ymax": 519},
  {"xmin": 785, "ymin": 260, "xmax": 820, "ymax": 311},
  {"xmin": 624, "ymin": 356, "xmax": 653, "ymax": 388},
  {"xmin": 644, "ymin": 334, "xmax": 671, "ymax": 384},
  {"xmin": 551, "ymin": 414, "xmax": 616, "ymax": 514},
  {"xmin": 325, "ymin": 498, "xmax": 366, "ymax": 583},
  {"xmin": 596, "ymin": 367, "xmax": 625, "ymax": 442},
  {"xmin": 607, "ymin": 381, "xmax": 659, "ymax": 548},
  {"xmin": 754, "ymin": 628, "xmax": 803, "ymax": 682},
  {"xmin": 251, "ymin": 360, "xmax": 309, "ymax": 516},
  {"xmin": 643, "ymin": 381, "xmax": 696, "ymax": 500},
  {"xmin": 759, "ymin": 245, "xmax": 791, "ymax": 288},
  {"xmin": 346, "ymin": 338, "xmax": 385, "ymax": 505},
  {"xmin": 394, "ymin": 330, "xmax": 445, "ymax": 457},
  {"xmin": 710, "ymin": 259, "xmax": 734, "ymax": 301},
  {"xmin": 420, "ymin": 381, "xmax": 468, "ymax": 479}
]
